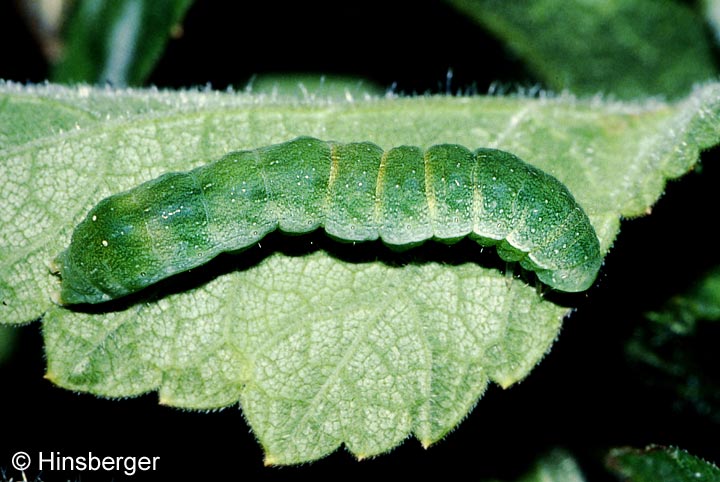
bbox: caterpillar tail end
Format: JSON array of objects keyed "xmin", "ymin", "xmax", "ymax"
[{"xmin": 536, "ymin": 260, "xmax": 601, "ymax": 293}]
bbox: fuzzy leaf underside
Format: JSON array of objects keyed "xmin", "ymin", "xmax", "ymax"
[{"xmin": 2, "ymin": 81, "xmax": 720, "ymax": 463}]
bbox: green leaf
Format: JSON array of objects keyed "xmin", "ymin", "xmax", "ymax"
[
  {"xmin": 2, "ymin": 81, "xmax": 720, "ymax": 464},
  {"xmin": 494, "ymin": 449, "xmax": 585, "ymax": 482},
  {"xmin": 705, "ymin": 0, "xmax": 720, "ymax": 45},
  {"xmin": 625, "ymin": 267, "xmax": 720, "ymax": 424},
  {"xmin": 446, "ymin": 0, "xmax": 718, "ymax": 99},
  {"xmin": 606, "ymin": 445, "xmax": 720, "ymax": 482},
  {"xmin": 248, "ymin": 74, "xmax": 385, "ymax": 99},
  {"xmin": 0, "ymin": 325, "xmax": 17, "ymax": 366},
  {"xmin": 626, "ymin": 320, "xmax": 720, "ymax": 425},
  {"xmin": 646, "ymin": 266, "xmax": 720, "ymax": 329},
  {"xmin": 51, "ymin": 0, "xmax": 194, "ymax": 86},
  {"xmin": 482, "ymin": 449, "xmax": 586, "ymax": 482}
]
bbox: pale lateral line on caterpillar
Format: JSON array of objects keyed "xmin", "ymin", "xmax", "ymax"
[
  {"xmin": 423, "ymin": 149, "xmax": 439, "ymax": 233},
  {"xmin": 373, "ymin": 148, "xmax": 388, "ymax": 233}
]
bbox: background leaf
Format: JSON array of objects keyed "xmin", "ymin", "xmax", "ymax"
[
  {"xmin": 51, "ymin": 0, "xmax": 194, "ymax": 86},
  {"xmin": 646, "ymin": 266, "xmax": 720, "ymax": 328},
  {"xmin": 606, "ymin": 445, "xmax": 720, "ymax": 481},
  {"xmin": 516, "ymin": 449, "xmax": 586, "ymax": 482},
  {"xmin": 247, "ymin": 74, "xmax": 385, "ymax": 99},
  {"xmin": 705, "ymin": 0, "xmax": 720, "ymax": 45},
  {"xmin": 624, "ymin": 266, "xmax": 720, "ymax": 425},
  {"xmin": 446, "ymin": 0, "xmax": 718, "ymax": 99},
  {"xmin": 0, "ymin": 326, "xmax": 16, "ymax": 366}
]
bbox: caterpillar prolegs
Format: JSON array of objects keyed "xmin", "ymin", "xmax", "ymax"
[{"xmin": 53, "ymin": 136, "xmax": 602, "ymax": 305}]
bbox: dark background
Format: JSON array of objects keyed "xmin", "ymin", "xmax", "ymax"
[{"xmin": 1, "ymin": 1, "xmax": 719, "ymax": 481}]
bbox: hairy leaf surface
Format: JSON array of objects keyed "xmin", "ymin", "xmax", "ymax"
[{"xmin": 1, "ymin": 81, "xmax": 719, "ymax": 463}]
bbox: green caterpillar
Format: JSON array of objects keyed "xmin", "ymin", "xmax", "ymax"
[{"xmin": 53, "ymin": 136, "xmax": 602, "ymax": 305}]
